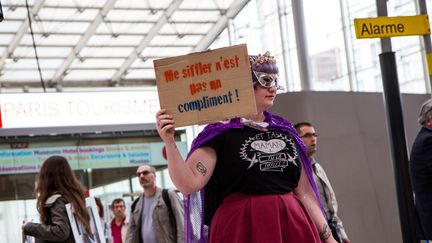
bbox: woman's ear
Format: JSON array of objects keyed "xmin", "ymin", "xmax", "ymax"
[{"xmin": 425, "ymin": 118, "xmax": 432, "ymax": 128}]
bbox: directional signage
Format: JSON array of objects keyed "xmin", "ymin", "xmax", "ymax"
[
  {"xmin": 427, "ymin": 53, "xmax": 432, "ymax": 75},
  {"xmin": 354, "ymin": 14, "xmax": 430, "ymax": 39},
  {"xmin": 0, "ymin": 91, "xmax": 159, "ymax": 129}
]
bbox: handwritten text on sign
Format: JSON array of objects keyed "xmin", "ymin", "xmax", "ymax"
[{"xmin": 154, "ymin": 44, "xmax": 257, "ymax": 127}]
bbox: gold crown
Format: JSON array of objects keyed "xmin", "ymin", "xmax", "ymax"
[{"xmin": 249, "ymin": 51, "xmax": 276, "ymax": 66}]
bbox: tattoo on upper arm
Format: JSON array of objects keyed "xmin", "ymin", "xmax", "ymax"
[
  {"xmin": 196, "ymin": 162, "xmax": 207, "ymax": 176},
  {"xmin": 319, "ymin": 224, "xmax": 331, "ymax": 241}
]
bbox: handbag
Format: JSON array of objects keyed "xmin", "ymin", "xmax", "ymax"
[
  {"xmin": 313, "ymin": 164, "xmax": 344, "ymax": 243},
  {"xmin": 328, "ymin": 218, "xmax": 343, "ymax": 243}
]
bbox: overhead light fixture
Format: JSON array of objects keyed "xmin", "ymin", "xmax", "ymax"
[
  {"xmin": 75, "ymin": 52, "xmax": 85, "ymax": 62},
  {"xmin": 110, "ymin": 80, "xmax": 120, "ymax": 87},
  {"xmin": 55, "ymin": 84, "xmax": 63, "ymax": 92},
  {"xmin": 23, "ymin": 85, "xmax": 30, "ymax": 93},
  {"xmin": 5, "ymin": 54, "xmax": 18, "ymax": 63}
]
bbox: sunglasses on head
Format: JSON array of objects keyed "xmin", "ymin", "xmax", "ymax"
[
  {"xmin": 253, "ymin": 71, "xmax": 284, "ymax": 91},
  {"xmin": 136, "ymin": 170, "xmax": 152, "ymax": 177}
]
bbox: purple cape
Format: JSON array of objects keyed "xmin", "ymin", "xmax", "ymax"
[{"xmin": 183, "ymin": 111, "xmax": 324, "ymax": 243}]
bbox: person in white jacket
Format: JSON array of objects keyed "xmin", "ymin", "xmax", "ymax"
[{"xmin": 295, "ymin": 122, "xmax": 351, "ymax": 243}]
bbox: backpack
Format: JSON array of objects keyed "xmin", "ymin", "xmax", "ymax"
[{"xmin": 131, "ymin": 189, "xmax": 177, "ymax": 241}]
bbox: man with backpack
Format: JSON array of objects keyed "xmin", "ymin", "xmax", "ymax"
[{"xmin": 126, "ymin": 165, "xmax": 184, "ymax": 243}]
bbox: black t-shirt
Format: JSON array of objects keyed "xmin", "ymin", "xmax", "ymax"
[{"xmin": 202, "ymin": 126, "xmax": 302, "ymax": 224}]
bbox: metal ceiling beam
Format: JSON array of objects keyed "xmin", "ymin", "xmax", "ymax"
[
  {"xmin": 1, "ymin": 4, "xmax": 101, "ymax": 10},
  {"xmin": 113, "ymin": 7, "xmax": 222, "ymax": 12},
  {"xmin": 111, "ymin": 0, "xmax": 184, "ymax": 83},
  {"xmin": 5, "ymin": 17, "xmax": 217, "ymax": 25},
  {"xmin": 50, "ymin": 0, "xmax": 116, "ymax": 85},
  {"xmin": 0, "ymin": 79, "xmax": 156, "ymax": 88},
  {"xmin": 4, "ymin": 56, "xmax": 125, "ymax": 59},
  {"xmin": 0, "ymin": 0, "xmax": 45, "ymax": 71},
  {"xmin": 0, "ymin": 31, "xmax": 206, "ymax": 36},
  {"xmin": 193, "ymin": 0, "xmax": 251, "ymax": 51},
  {"xmin": 1, "ymin": 44, "xmax": 195, "ymax": 48},
  {"xmin": 1, "ymin": 4, "xmax": 221, "ymax": 12}
]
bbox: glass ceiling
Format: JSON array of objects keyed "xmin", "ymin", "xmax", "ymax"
[{"xmin": 0, "ymin": 0, "xmax": 250, "ymax": 91}]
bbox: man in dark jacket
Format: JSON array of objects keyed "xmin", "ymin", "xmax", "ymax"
[{"xmin": 409, "ymin": 98, "xmax": 432, "ymax": 240}]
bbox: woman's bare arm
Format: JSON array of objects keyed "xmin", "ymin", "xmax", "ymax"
[
  {"xmin": 294, "ymin": 166, "xmax": 337, "ymax": 243},
  {"xmin": 156, "ymin": 109, "xmax": 217, "ymax": 194}
]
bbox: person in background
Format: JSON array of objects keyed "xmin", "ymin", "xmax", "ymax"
[
  {"xmin": 409, "ymin": 98, "xmax": 432, "ymax": 240},
  {"xmin": 110, "ymin": 198, "xmax": 128, "ymax": 243},
  {"xmin": 95, "ymin": 197, "xmax": 112, "ymax": 243},
  {"xmin": 126, "ymin": 165, "xmax": 184, "ymax": 243},
  {"xmin": 22, "ymin": 155, "xmax": 91, "ymax": 243},
  {"xmin": 156, "ymin": 52, "xmax": 337, "ymax": 243},
  {"xmin": 294, "ymin": 122, "xmax": 350, "ymax": 243}
]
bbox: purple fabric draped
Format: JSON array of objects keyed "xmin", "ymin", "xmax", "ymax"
[{"xmin": 183, "ymin": 111, "xmax": 324, "ymax": 243}]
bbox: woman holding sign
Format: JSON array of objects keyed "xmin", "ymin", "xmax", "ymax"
[
  {"xmin": 22, "ymin": 155, "xmax": 91, "ymax": 243},
  {"xmin": 156, "ymin": 52, "xmax": 336, "ymax": 243}
]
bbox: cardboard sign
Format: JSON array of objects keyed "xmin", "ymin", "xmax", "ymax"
[
  {"xmin": 66, "ymin": 197, "xmax": 106, "ymax": 243},
  {"xmin": 154, "ymin": 44, "xmax": 256, "ymax": 127}
]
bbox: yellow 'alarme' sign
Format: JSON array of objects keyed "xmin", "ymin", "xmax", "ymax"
[{"xmin": 354, "ymin": 14, "xmax": 430, "ymax": 39}]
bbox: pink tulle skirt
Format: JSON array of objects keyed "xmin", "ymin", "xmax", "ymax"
[{"xmin": 209, "ymin": 192, "xmax": 321, "ymax": 243}]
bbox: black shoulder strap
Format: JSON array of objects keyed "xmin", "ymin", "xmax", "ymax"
[
  {"xmin": 162, "ymin": 189, "xmax": 177, "ymax": 241},
  {"xmin": 131, "ymin": 197, "xmax": 139, "ymax": 213}
]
